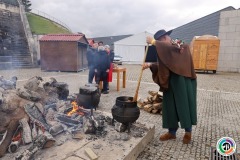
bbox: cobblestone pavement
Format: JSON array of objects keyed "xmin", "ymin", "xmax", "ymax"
[{"xmin": 1, "ymin": 65, "xmax": 240, "ymax": 160}]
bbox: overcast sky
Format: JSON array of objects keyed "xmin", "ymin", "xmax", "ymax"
[{"xmin": 31, "ymin": 0, "xmax": 240, "ymax": 38}]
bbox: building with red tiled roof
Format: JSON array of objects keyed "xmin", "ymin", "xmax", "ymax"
[{"xmin": 39, "ymin": 34, "xmax": 89, "ymax": 71}]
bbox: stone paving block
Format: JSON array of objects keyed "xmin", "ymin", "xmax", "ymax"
[
  {"xmin": 36, "ymin": 140, "xmax": 90, "ymax": 160},
  {"xmin": 73, "ymin": 123, "xmax": 155, "ymax": 160}
]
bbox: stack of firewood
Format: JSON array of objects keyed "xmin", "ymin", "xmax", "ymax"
[{"xmin": 137, "ymin": 91, "xmax": 163, "ymax": 114}]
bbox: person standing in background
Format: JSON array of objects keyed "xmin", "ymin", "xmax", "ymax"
[
  {"xmin": 98, "ymin": 41, "xmax": 103, "ymax": 46},
  {"xmin": 94, "ymin": 46, "xmax": 110, "ymax": 94},
  {"xmin": 105, "ymin": 45, "xmax": 114, "ymax": 90},
  {"xmin": 87, "ymin": 42, "xmax": 98, "ymax": 83}
]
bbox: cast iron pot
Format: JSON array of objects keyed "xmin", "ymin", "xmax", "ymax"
[
  {"xmin": 77, "ymin": 84, "xmax": 101, "ymax": 109},
  {"xmin": 111, "ymin": 96, "xmax": 140, "ymax": 125}
]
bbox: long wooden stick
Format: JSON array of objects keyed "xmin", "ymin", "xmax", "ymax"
[{"xmin": 133, "ymin": 44, "xmax": 149, "ymax": 102}]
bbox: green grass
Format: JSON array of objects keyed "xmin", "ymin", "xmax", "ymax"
[{"xmin": 27, "ymin": 13, "xmax": 71, "ymax": 34}]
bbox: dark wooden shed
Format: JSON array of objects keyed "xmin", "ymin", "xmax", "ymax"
[{"xmin": 39, "ymin": 34, "xmax": 89, "ymax": 72}]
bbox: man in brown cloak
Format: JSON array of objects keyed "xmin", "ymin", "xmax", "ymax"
[{"xmin": 143, "ymin": 29, "xmax": 197, "ymax": 144}]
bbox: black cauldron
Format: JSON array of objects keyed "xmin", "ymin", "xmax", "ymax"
[
  {"xmin": 111, "ymin": 96, "xmax": 140, "ymax": 125},
  {"xmin": 77, "ymin": 84, "xmax": 101, "ymax": 109}
]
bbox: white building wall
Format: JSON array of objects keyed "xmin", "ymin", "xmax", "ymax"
[
  {"xmin": 114, "ymin": 45, "xmax": 144, "ymax": 63},
  {"xmin": 114, "ymin": 31, "xmax": 153, "ymax": 64},
  {"xmin": 218, "ymin": 10, "xmax": 240, "ymax": 72}
]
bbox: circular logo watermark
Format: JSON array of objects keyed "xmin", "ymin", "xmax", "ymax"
[{"xmin": 216, "ymin": 137, "xmax": 236, "ymax": 156}]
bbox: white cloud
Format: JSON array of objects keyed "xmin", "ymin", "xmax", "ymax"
[{"xmin": 31, "ymin": 0, "xmax": 240, "ymax": 37}]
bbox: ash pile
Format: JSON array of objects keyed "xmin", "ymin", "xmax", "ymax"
[
  {"xmin": 0, "ymin": 76, "xmax": 71, "ymax": 159},
  {"xmin": 0, "ymin": 76, "xmax": 149, "ymax": 160}
]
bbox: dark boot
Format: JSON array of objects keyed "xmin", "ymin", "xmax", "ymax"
[
  {"xmin": 159, "ymin": 132, "xmax": 176, "ymax": 141},
  {"xmin": 183, "ymin": 132, "xmax": 191, "ymax": 144}
]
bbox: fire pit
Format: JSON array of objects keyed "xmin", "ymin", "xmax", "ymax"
[{"xmin": 0, "ymin": 76, "xmax": 154, "ymax": 160}]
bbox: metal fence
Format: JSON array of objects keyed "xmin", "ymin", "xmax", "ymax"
[{"xmin": 30, "ymin": 8, "xmax": 72, "ymax": 32}]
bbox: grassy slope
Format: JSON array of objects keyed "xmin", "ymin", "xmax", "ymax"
[{"xmin": 27, "ymin": 13, "xmax": 71, "ymax": 34}]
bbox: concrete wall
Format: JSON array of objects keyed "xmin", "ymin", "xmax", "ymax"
[
  {"xmin": 32, "ymin": 34, "xmax": 43, "ymax": 63},
  {"xmin": 17, "ymin": 0, "xmax": 37, "ymax": 66},
  {"xmin": 0, "ymin": 3, "xmax": 19, "ymax": 13},
  {"xmin": 218, "ymin": 10, "xmax": 240, "ymax": 72}
]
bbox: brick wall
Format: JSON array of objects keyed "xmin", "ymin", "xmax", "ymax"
[{"xmin": 218, "ymin": 10, "xmax": 240, "ymax": 72}]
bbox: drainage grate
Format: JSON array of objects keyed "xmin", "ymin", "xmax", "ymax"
[{"xmin": 210, "ymin": 147, "xmax": 239, "ymax": 160}]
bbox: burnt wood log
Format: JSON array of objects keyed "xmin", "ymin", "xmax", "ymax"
[
  {"xmin": 0, "ymin": 91, "xmax": 31, "ymax": 157},
  {"xmin": 43, "ymin": 78, "xmax": 69, "ymax": 100},
  {"xmin": 24, "ymin": 104, "xmax": 51, "ymax": 131},
  {"xmin": 0, "ymin": 76, "xmax": 69, "ymax": 157},
  {"xmin": 83, "ymin": 116, "xmax": 95, "ymax": 134},
  {"xmin": 24, "ymin": 76, "xmax": 43, "ymax": 92},
  {"xmin": 0, "ymin": 92, "xmax": 2, "ymax": 106},
  {"xmin": 17, "ymin": 88, "xmax": 41, "ymax": 102},
  {"xmin": 8, "ymin": 139, "xmax": 21, "ymax": 153},
  {"xmin": 19, "ymin": 118, "xmax": 32, "ymax": 144},
  {"xmin": 15, "ymin": 131, "xmax": 55, "ymax": 160},
  {"xmin": 0, "ymin": 76, "xmax": 17, "ymax": 90},
  {"xmin": 0, "ymin": 120, "xmax": 19, "ymax": 157}
]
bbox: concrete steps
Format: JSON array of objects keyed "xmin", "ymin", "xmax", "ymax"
[
  {"xmin": 12, "ymin": 54, "xmax": 33, "ymax": 68},
  {"xmin": 0, "ymin": 5, "xmax": 33, "ymax": 69}
]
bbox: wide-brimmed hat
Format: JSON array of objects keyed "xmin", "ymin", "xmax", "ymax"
[{"xmin": 154, "ymin": 29, "xmax": 172, "ymax": 40}]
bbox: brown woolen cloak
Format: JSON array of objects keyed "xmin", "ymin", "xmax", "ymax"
[
  {"xmin": 149, "ymin": 41, "xmax": 197, "ymax": 129},
  {"xmin": 150, "ymin": 41, "xmax": 196, "ymax": 91}
]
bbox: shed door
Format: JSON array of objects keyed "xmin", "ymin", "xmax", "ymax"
[
  {"xmin": 199, "ymin": 44, "xmax": 208, "ymax": 69},
  {"xmin": 77, "ymin": 45, "xmax": 87, "ymax": 70},
  {"xmin": 206, "ymin": 42, "xmax": 219, "ymax": 70}
]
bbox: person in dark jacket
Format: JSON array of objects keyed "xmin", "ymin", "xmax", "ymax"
[
  {"xmin": 105, "ymin": 45, "xmax": 115, "ymax": 90},
  {"xmin": 98, "ymin": 41, "xmax": 103, "ymax": 46},
  {"xmin": 87, "ymin": 42, "xmax": 98, "ymax": 83},
  {"xmin": 105, "ymin": 45, "xmax": 114, "ymax": 62},
  {"xmin": 94, "ymin": 46, "xmax": 111, "ymax": 94}
]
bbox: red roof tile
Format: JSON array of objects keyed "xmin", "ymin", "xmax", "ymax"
[{"xmin": 40, "ymin": 34, "xmax": 85, "ymax": 42}]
